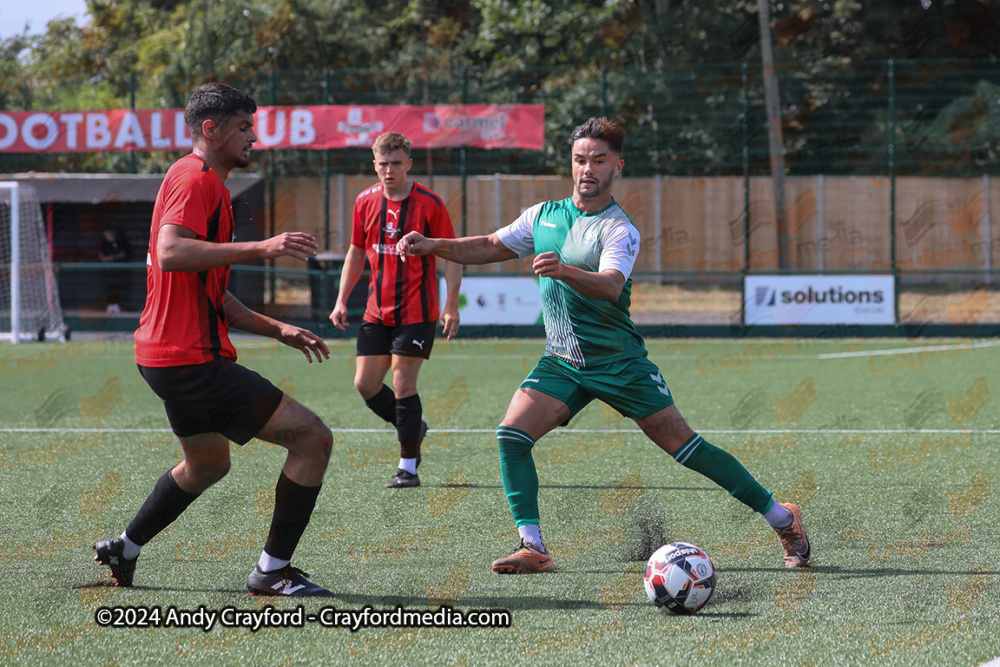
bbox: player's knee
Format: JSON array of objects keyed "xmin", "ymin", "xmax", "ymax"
[
  {"xmin": 352, "ymin": 376, "xmax": 366, "ymax": 395},
  {"xmin": 190, "ymin": 459, "xmax": 230, "ymax": 486},
  {"xmin": 354, "ymin": 376, "xmax": 379, "ymax": 398},
  {"xmin": 496, "ymin": 425, "xmax": 533, "ymax": 453},
  {"xmin": 310, "ymin": 420, "xmax": 334, "ymax": 468},
  {"xmin": 391, "ymin": 375, "xmax": 418, "ymax": 398}
]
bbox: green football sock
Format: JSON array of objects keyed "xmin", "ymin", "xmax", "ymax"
[
  {"xmin": 496, "ymin": 425, "xmax": 539, "ymax": 527},
  {"xmin": 673, "ymin": 434, "xmax": 773, "ymax": 514}
]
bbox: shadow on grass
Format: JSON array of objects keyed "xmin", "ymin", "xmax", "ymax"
[
  {"xmin": 421, "ymin": 483, "xmax": 714, "ymax": 491},
  {"xmin": 319, "ymin": 592, "xmax": 612, "ymax": 610},
  {"xmin": 74, "ymin": 581, "xmax": 237, "ymax": 594},
  {"xmin": 334, "ymin": 593, "xmax": 756, "ymax": 616},
  {"xmin": 721, "ymin": 565, "xmax": 989, "ymax": 577},
  {"xmin": 73, "ymin": 580, "xmax": 118, "ymax": 589},
  {"xmin": 70, "ymin": 583, "xmax": 758, "ymax": 617},
  {"xmin": 587, "ymin": 602, "xmax": 757, "ymax": 618},
  {"xmin": 71, "ymin": 579, "xmax": 612, "ymax": 608}
]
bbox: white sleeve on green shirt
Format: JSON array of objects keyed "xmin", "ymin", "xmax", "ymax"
[
  {"xmin": 495, "ymin": 203, "xmax": 543, "ymax": 258},
  {"xmin": 599, "ymin": 221, "xmax": 640, "ymax": 279}
]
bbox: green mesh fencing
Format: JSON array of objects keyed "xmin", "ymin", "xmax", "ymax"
[{"xmin": 2, "ymin": 58, "xmax": 997, "ymax": 329}]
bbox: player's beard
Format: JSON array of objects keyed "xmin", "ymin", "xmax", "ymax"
[
  {"xmin": 234, "ymin": 150, "xmax": 251, "ymax": 169},
  {"xmin": 575, "ymin": 173, "xmax": 612, "ymax": 200}
]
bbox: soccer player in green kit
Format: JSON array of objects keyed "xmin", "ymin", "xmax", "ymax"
[{"xmin": 397, "ymin": 117, "xmax": 811, "ymax": 573}]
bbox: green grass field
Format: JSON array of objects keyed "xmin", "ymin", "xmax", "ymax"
[{"xmin": 1, "ymin": 334, "xmax": 998, "ymax": 665}]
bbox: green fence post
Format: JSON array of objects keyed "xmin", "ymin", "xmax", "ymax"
[
  {"xmin": 323, "ymin": 69, "xmax": 331, "ymax": 250},
  {"xmin": 742, "ymin": 62, "xmax": 750, "ymax": 275},
  {"xmin": 888, "ymin": 59, "xmax": 898, "ymax": 324},
  {"xmin": 268, "ymin": 70, "xmax": 276, "ymax": 304},
  {"xmin": 461, "ymin": 66, "xmax": 468, "ymax": 238},
  {"xmin": 130, "ymin": 72, "xmax": 137, "ymax": 174}
]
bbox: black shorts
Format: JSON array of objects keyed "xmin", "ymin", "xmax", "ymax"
[
  {"xmin": 138, "ymin": 358, "xmax": 284, "ymax": 445},
  {"xmin": 357, "ymin": 321, "xmax": 437, "ymax": 359}
]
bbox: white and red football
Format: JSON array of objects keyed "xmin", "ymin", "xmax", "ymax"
[{"xmin": 643, "ymin": 542, "xmax": 716, "ymax": 614}]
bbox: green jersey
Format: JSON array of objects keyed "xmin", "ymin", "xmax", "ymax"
[{"xmin": 495, "ymin": 197, "xmax": 645, "ymax": 369}]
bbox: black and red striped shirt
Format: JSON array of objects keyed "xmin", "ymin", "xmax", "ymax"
[
  {"xmin": 135, "ymin": 154, "xmax": 236, "ymax": 366},
  {"xmin": 351, "ymin": 181, "xmax": 455, "ymax": 326}
]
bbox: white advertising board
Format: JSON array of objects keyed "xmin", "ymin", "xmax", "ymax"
[
  {"xmin": 744, "ymin": 275, "xmax": 895, "ymax": 325},
  {"xmin": 440, "ymin": 277, "xmax": 542, "ymax": 325}
]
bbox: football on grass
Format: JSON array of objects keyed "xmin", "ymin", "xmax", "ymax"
[{"xmin": 643, "ymin": 542, "xmax": 716, "ymax": 614}]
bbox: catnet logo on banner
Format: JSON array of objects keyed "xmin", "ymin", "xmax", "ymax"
[
  {"xmin": 0, "ymin": 105, "xmax": 544, "ymax": 153},
  {"xmin": 745, "ymin": 275, "xmax": 895, "ymax": 325}
]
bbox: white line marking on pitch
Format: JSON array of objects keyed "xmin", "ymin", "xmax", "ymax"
[
  {"xmin": 816, "ymin": 340, "xmax": 1000, "ymax": 359},
  {"xmin": 3, "ymin": 428, "xmax": 999, "ymax": 435}
]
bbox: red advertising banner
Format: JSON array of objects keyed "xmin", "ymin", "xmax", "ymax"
[{"xmin": 0, "ymin": 104, "xmax": 544, "ymax": 153}]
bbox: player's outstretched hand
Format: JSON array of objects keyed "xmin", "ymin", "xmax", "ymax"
[
  {"xmin": 396, "ymin": 231, "xmax": 432, "ymax": 262},
  {"xmin": 329, "ymin": 303, "xmax": 349, "ymax": 331},
  {"xmin": 261, "ymin": 232, "xmax": 319, "ymax": 261},
  {"xmin": 532, "ymin": 251, "xmax": 568, "ymax": 279},
  {"xmin": 277, "ymin": 323, "xmax": 330, "ymax": 363}
]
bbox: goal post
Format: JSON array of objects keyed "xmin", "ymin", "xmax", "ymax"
[
  {"xmin": 0, "ymin": 181, "xmax": 68, "ymax": 343},
  {"xmin": 1, "ymin": 182, "xmax": 21, "ymax": 342}
]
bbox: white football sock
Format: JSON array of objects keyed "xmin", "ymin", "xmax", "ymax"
[
  {"xmin": 119, "ymin": 532, "xmax": 141, "ymax": 560},
  {"xmin": 763, "ymin": 501, "xmax": 794, "ymax": 529},
  {"xmin": 518, "ymin": 524, "xmax": 546, "ymax": 552},
  {"xmin": 258, "ymin": 551, "xmax": 290, "ymax": 573},
  {"xmin": 398, "ymin": 458, "xmax": 418, "ymax": 474}
]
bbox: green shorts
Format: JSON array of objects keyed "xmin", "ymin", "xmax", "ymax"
[{"xmin": 520, "ymin": 355, "xmax": 674, "ymax": 421}]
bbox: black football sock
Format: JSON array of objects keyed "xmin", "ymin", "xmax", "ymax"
[
  {"xmin": 395, "ymin": 393, "xmax": 423, "ymax": 459},
  {"xmin": 364, "ymin": 384, "xmax": 397, "ymax": 424},
  {"xmin": 124, "ymin": 469, "xmax": 200, "ymax": 546},
  {"xmin": 264, "ymin": 471, "xmax": 322, "ymax": 561}
]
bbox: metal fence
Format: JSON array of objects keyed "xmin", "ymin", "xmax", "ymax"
[{"xmin": 3, "ymin": 58, "xmax": 998, "ymax": 332}]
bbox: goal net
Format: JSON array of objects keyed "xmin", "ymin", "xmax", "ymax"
[{"xmin": 0, "ymin": 182, "xmax": 68, "ymax": 342}]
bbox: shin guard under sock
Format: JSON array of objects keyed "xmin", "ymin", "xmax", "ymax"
[
  {"xmin": 673, "ymin": 434, "xmax": 773, "ymax": 514},
  {"xmin": 496, "ymin": 426, "xmax": 540, "ymax": 527},
  {"xmin": 125, "ymin": 470, "xmax": 200, "ymax": 546},
  {"xmin": 264, "ymin": 472, "xmax": 322, "ymax": 560}
]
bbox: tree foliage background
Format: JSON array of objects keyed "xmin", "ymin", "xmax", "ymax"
[{"xmin": 1, "ymin": 0, "xmax": 998, "ymax": 176}]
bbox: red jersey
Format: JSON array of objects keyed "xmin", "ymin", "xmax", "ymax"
[
  {"xmin": 351, "ymin": 181, "xmax": 455, "ymax": 326},
  {"xmin": 134, "ymin": 154, "xmax": 237, "ymax": 366}
]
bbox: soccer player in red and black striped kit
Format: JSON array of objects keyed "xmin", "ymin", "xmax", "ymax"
[
  {"xmin": 331, "ymin": 132, "xmax": 461, "ymax": 488},
  {"xmin": 92, "ymin": 83, "xmax": 336, "ymax": 596}
]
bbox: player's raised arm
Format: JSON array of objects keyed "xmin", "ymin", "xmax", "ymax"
[
  {"xmin": 158, "ymin": 224, "xmax": 318, "ymax": 272},
  {"xmin": 397, "ymin": 231, "xmax": 517, "ymax": 265}
]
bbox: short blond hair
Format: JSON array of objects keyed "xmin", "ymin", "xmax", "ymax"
[{"xmin": 372, "ymin": 132, "xmax": 412, "ymax": 157}]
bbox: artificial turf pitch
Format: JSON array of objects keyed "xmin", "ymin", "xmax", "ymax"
[{"xmin": 1, "ymin": 335, "xmax": 997, "ymax": 665}]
